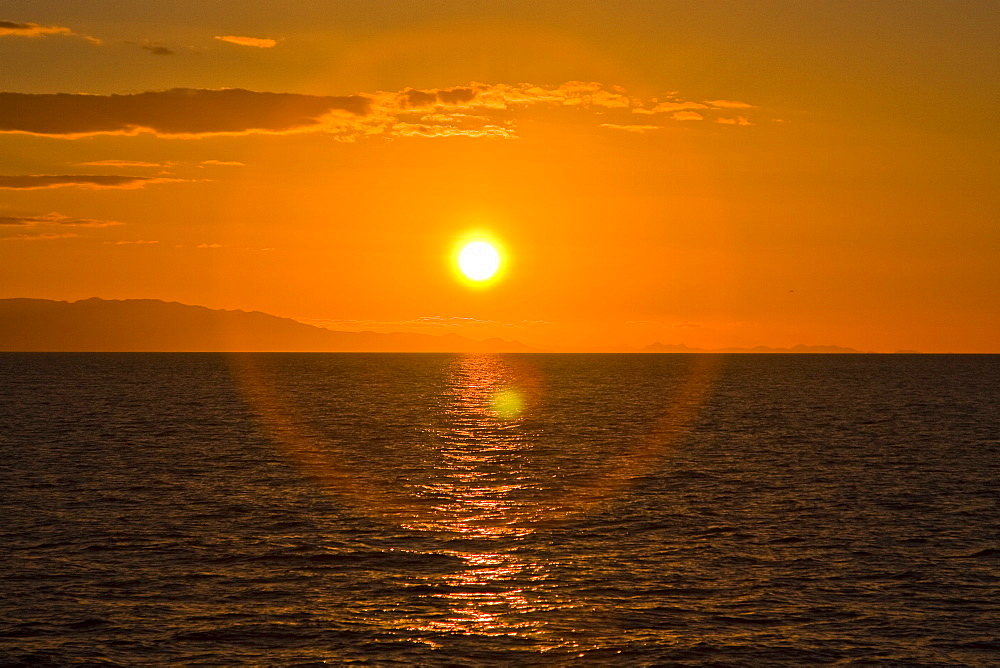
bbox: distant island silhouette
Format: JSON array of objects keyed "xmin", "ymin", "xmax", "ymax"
[
  {"xmin": 0, "ymin": 298, "xmax": 533, "ymax": 353},
  {"xmin": 0, "ymin": 298, "xmax": 867, "ymax": 353},
  {"xmin": 639, "ymin": 341, "xmax": 863, "ymax": 354}
]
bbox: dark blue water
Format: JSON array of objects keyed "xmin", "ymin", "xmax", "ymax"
[{"xmin": 1, "ymin": 353, "xmax": 998, "ymax": 665}]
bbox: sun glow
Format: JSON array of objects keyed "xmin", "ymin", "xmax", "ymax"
[{"xmin": 457, "ymin": 241, "xmax": 501, "ymax": 282}]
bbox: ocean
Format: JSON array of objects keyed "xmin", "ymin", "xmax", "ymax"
[{"xmin": 1, "ymin": 353, "xmax": 997, "ymax": 665}]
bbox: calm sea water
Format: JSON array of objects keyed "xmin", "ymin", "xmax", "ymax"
[{"xmin": 1, "ymin": 353, "xmax": 998, "ymax": 666}]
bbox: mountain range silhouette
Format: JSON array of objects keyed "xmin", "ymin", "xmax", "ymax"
[{"xmin": 0, "ymin": 298, "xmax": 864, "ymax": 353}]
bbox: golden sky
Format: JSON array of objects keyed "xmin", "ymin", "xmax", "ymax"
[{"xmin": 1, "ymin": 1, "xmax": 997, "ymax": 352}]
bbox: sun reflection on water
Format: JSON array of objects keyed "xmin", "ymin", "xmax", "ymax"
[
  {"xmin": 401, "ymin": 354, "xmax": 563, "ymax": 641},
  {"xmin": 401, "ymin": 353, "xmax": 542, "ymax": 537}
]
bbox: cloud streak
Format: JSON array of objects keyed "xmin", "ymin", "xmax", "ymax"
[
  {"xmin": 0, "ymin": 21, "xmax": 71, "ymax": 37},
  {"xmin": 706, "ymin": 99, "xmax": 755, "ymax": 109},
  {"xmin": 79, "ymin": 160, "xmax": 165, "ymax": 168},
  {"xmin": 671, "ymin": 111, "xmax": 704, "ymax": 121},
  {"xmin": 0, "ymin": 82, "xmax": 760, "ymax": 141},
  {"xmin": 0, "ymin": 212, "xmax": 124, "ymax": 227},
  {"xmin": 0, "ymin": 175, "xmax": 187, "ymax": 190},
  {"xmin": 0, "ymin": 20, "xmax": 99, "ymax": 44},
  {"xmin": 0, "ymin": 232, "xmax": 78, "ymax": 242},
  {"xmin": 215, "ymin": 35, "xmax": 277, "ymax": 48},
  {"xmin": 0, "ymin": 89, "xmax": 370, "ymax": 138},
  {"xmin": 600, "ymin": 123, "xmax": 662, "ymax": 133}
]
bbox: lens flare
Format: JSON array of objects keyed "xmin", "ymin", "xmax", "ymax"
[
  {"xmin": 489, "ymin": 388, "xmax": 525, "ymax": 418},
  {"xmin": 229, "ymin": 351, "xmax": 720, "ymax": 530},
  {"xmin": 458, "ymin": 241, "xmax": 501, "ymax": 281}
]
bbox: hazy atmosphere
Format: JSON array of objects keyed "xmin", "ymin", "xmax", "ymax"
[{"xmin": 2, "ymin": 0, "xmax": 997, "ymax": 351}]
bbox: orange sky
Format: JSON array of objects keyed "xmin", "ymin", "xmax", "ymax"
[{"xmin": 1, "ymin": 1, "xmax": 997, "ymax": 352}]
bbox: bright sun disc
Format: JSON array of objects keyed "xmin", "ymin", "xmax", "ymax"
[{"xmin": 458, "ymin": 241, "xmax": 501, "ymax": 281}]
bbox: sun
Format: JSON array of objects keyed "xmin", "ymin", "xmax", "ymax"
[{"xmin": 457, "ymin": 241, "xmax": 501, "ymax": 282}]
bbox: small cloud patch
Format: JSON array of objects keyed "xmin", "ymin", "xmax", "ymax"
[
  {"xmin": 1, "ymin": 232, "xmax": 79, "ymax": 242},
  {"xmin": 0, "ymin": 174, "xmax": 187, "ymax": 190},
  {"xmin": 599, "ymin": 124, "xmax": 661, "ymax": 133},
  {"xmin": 672, "ymin": 111, "xmax": 704, "ymax": 121},
  {"xmin": 706, "ymin": 99, "xmax": 755, "ymax": 109},
  {"xmin": 215, "ymin": 35, "xmax": 277, "ymax": 48},
  {"xmin": 0, "ymin": 212, "xmax": 123, "ymax": 227},
  {"xmin": 0, "ymin": 20, "xmax": 99, "ymax": 44},
  {"xmin": 79, "ymin": 160, "xmax": 164, "ymax": 168}
]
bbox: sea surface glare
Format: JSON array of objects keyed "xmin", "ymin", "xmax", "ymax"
[{"xmin": 0, "ymin": 353, "xmax": 998, "ymax": 665}]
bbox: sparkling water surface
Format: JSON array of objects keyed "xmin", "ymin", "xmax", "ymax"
[{"xmin": 1, "ymin": 353, "xmax": 998, "ymax": 665}]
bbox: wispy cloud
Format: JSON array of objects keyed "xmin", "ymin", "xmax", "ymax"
[
  {"xmin": 0, "ymin": 20, "xmax": 100, "ymax": 44},
  {"xmin": 0, "ymin": 82, "xmax": 760, "ymax": 140},
  {"xmin": 104, "ymin": 239, "xmax": 159, "ymax": 245},
  {"xmin": 0, "ymin": 174, "xmax": 188, "ymax": 190},
  {"xmin": 215, "ymin": 35, "xmax": 277, "ymax": 48},
  {"xmin": 671, "ymin": 111, "xmax": 704, "ymax": 121},
  {"xmin": 390, "ymin": 122, "xmax": 513, "ymax": 139},
  {"xmin": 632, "ymin": 98, "xmax": 756, "ymax": 114},
  {"xmin": 199, "ymin": 160, "xmax": 245, "ymax": 167},
  {"xmin": 0, "ymin": 212, "xmax": 123, "ymax": 227},
  {"xmin": 0, "ymin": 20, "xmax": 72, "ymax": 38},
  {"xmin": 78, "ymin": 160, "xmax": 165, "ymax": 168},
  {"xmin": 600, "ymin": 124, "xmax": 662, "ymax": 133},
  {"xmin": 705, "ymin": 99, "xmax": 755, "ymax": 109},
  {"xmin": 633, "ymin": 100, "xmax": 707, "ymax": 115},
  {"xmin": 0, "ymin": 232, "xmax": 79, "ymax": 242}
]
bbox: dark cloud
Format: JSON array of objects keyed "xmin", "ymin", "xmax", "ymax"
[
  {"xmin": 397, "ymin": 86, "xmax": 478, "ymax": 109},
  {"xmin": 0, "ymin": 217, "xmax": 28, "ymax": 225},
  {"xmin": 0, "ymin": 89, "xmax": 372, "ymax": 137},
  {"xmin": 399, "ymin": 89, "xmax": 438, "ymax": 108},
  {"xmin": 0, "ymin": 175, "xmax": 185, "ymax": 190},
  {"xmin": 1, "ymin": 21, "xmax": 34, "ymax": 30},
  {"xmin": 141, "ymin": 44, "xmax": 174, "ymax": 56},
  {"xmin": 0, "ymin": 21, "xmax": 72, "ymax": 37},
  {"xmin": 0, "ymin": 83, "xmax": 760, "ymax": 141},
  {"xmin": 436, "ymin": 87, "xmax": 477, "ymax": 105}
]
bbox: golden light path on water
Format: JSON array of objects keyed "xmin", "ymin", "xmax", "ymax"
[
  {"xmin": 227, "ymin": 352, "xmax": 721, "ymax": 645},
  {"xmin": 403, "ymin": 355, "xmax": 550, "ymax": 640}
]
